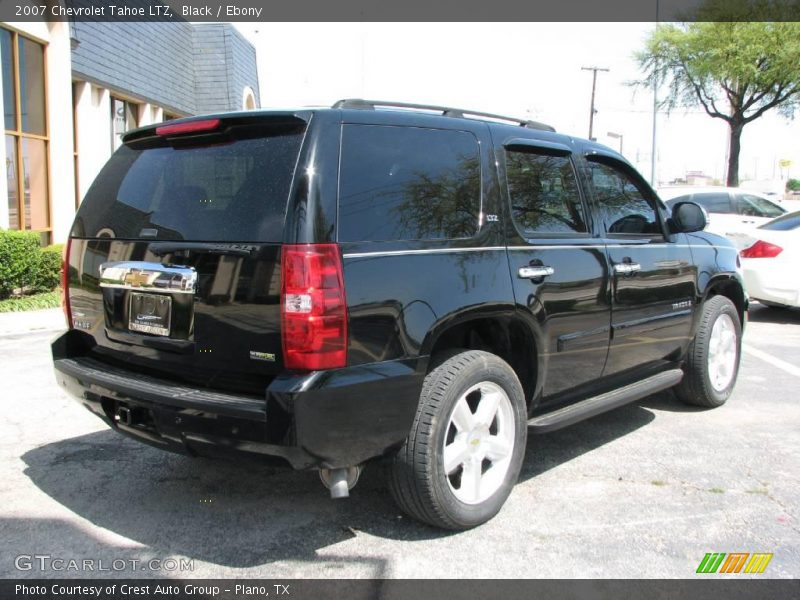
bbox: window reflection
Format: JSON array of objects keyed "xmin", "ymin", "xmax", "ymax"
[
  {"xmin": 589, "ymin": 161, "xmax": 661, "ymax": 236},
  {"xmin": 338, "ymin": 125, "xmax": 481, "ymax": 242},
  {"xmin": 1, "ymin": 29, "xmax": 15, "ymax": 131},
  {"xmin": 19, "ymin": 37, "xmax": 45, "ymax": 135},
  {"xmin": 2, "ymin": 28, "xmax": 48, "ymax": 236},
  {"xmin": 505, "ymin": 151, "xmax": 586, "ymax": 235},
  {"xmin": 22, "ymin": 138, "xmax": 48, "ymax": 230},
  {"xmin": 5, "ymin": 135, "xmax": 18, "ymax": 229}
]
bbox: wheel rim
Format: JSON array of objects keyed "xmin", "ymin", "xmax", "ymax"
[
  {"xmin": 707, "ymin": 313, "xmax": 738, "ymax": 392},
  {"xmin": 441, "ymin": 381, "xmax": 515, "ymax": 505}
]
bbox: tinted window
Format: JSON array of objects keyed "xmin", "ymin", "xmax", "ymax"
[
  {"xmin": 505, "ymin": 150, "xmax": 586, "ymax": 235},
  {"xmin": 760, "ymin": 211, "xmax": 800, "ymax": 231},
  {"xmin": 735, "ymin": 194, "xmax": 785, "ymax": 218},
  {"xmin": 73, "ymin": 125, "xmax": 305, "ymax": 242},
  {"xmin": 338, "ymin": 125, "xmax": 480, "ymax": 242},
  {"xmin": 691, "ymin": 193, "xmax": 731, "ymax": 213},
  {"xmin": 588, "ymin": 160, "xmax": 661, "ymax": 236}
]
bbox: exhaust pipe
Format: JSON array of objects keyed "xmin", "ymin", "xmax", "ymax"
[{"xmin": 319, "ymin": 465, "xmax": 362, "ymax": 499}]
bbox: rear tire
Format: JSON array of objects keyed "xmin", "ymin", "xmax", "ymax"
[
  {"xmin": 388, "ymin": 350, "xmax": 527, "ymax": 530},
  {"xmin": 675, "ymin": 296, "xmax": 742, "ymax": 408}
]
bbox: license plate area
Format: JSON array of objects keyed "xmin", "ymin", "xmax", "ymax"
[{"xmin": 128, "ymin": 292, "xmax": 172, "ymax": 336}]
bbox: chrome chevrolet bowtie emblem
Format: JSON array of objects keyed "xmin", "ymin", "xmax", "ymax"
[{"xmin": 123, "ymin": 270, "xmax": 159, "ymax": 288}]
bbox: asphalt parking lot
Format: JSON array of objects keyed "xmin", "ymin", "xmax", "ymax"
[{"xmin": 1, "ymin": 305, "xmax": 798, "ymax": 579}]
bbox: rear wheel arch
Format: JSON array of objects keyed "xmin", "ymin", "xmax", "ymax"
[{"xmin": 422, "ymin": 311, "xmax": 542, "ymax": 411}]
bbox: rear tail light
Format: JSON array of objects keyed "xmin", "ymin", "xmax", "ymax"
[
  {"xmin": 740, "ymin": 240, "xmax": 783, "ymax": 258},
  {"xmin": 61, "ymin": 239, "xmax": 72, "ymax": 328},
  {"xmin": 281, "ymin": 244, "xmax": 347, "ymax": 370}
]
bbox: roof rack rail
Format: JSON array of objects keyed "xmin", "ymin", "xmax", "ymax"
[{"xmin": 332, "ymin": 99, "xmax": 556, "ymax": 132}]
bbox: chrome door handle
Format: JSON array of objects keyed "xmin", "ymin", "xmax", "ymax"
[
  {"xmin": 518, "ymin": 266, "xmax": 555, "ymax": 279},
  {"xmin": 613, "ymin": 262, "xmax": 641, "ymax": 275}
]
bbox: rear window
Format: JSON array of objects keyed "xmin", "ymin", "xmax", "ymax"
[
  {"xmin": 690, "ymin": 193, "xmax": 732, "ymax": 213},
  {"xmin": 760, "ymin": 211, "xmax": 800, "ymax": 231},
  {"xmin": 338, "ymin": 124, "xmax": 481, "ymax": 242},
  {"xmin": 72, "ymin": 124, "xmax": 305, "ymax": 242}
]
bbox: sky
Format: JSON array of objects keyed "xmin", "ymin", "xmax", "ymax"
[{"xmin": 235, "ymin": 22, "xmax": 800, "ymax": 189}]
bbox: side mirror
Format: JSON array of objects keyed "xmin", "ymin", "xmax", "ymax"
[{"xmin": 671, "ymin": 201, "xmax": 708, "ymax": 233}]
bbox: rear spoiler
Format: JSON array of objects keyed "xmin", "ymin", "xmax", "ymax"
[{"xmin": 122, "ymin": 111, "xmax": 312, "ymax": 147}]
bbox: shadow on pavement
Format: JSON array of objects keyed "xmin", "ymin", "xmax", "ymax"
[
  {"xmin": 21, "ymin": 391, "xmax": 666, "ymax": 568},
  {"xmin": 747, "ymin": 303, "xmax": 800, "ymax": 324},
  {"xmin": 521, "ymin": 396, "xmax": 657, "ymax": 481}
]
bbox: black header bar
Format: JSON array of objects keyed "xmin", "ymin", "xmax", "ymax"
[{"xmin": 2, "ymin": 0, "xmax": 800, "ymax": 22}]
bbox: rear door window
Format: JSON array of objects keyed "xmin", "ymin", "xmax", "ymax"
[
  {"xmin": 505, "ymin": 150, "xmax": 587, "ymax": 236},
  {"xmin": 691, "ymin": 193, "xmax": 732, "ymax": 214},
  {"xmin": 338, "ymin": 124, "xmax": 481, "ymax": 242},
  {"xmin": 73, "ymin": 123, "xmax": 305, "ymax": 242}
]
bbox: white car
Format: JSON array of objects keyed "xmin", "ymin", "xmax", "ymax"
[
  {"xmin": 659, "ymin": 186, "xmax": 787, "ymax": 247},
  {"xmin": 739, "ymin": 211, "xmax": 800, "ymax": 309}
]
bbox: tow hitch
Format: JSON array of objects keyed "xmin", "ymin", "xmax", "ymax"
[{"xmin": 115, "ymin": 406, "xmax": 133, "ymax": 426}]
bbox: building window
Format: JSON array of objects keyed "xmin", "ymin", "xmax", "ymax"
[
  {"xmin": 111, "ymin": 96, "xmax": 137, "ymax": 151},
  {"xmin": 2, "ymin": 27, "xmax": 50, "ymax": 241}
]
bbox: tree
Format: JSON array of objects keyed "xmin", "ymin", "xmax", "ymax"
[{"xmin": 636, "ymin": 8, "xmax": 800, "ymax": 186}]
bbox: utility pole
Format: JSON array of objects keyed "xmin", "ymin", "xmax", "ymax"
[
  {"xmin": 651, "ymin": 0, "xmax": 660, "ymax": 186},
  {"xmin": 581, "ymin": 66, "xmax": 609, "ymax": 140}
]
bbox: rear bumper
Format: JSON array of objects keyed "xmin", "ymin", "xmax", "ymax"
[
  {"xmin": 52, "ymin": 330, "xmax": 425, "ymax": 469},
  {"xmin": 742, "ymin": 261, "xmax": 800, "ymax": 308}
]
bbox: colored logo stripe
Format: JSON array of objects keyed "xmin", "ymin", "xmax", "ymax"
[
  {"xmin": 697, "ymin": 553, "xmax": 726, "ymax": 573},
  {"xmin": 744, "ymin": 553, "xmax": 773, "ymax": 574},
  {"xmin": 720, "ymin": 553, "xmax": 749, "ymax": 573},
  {"xmin": 696, "ymin": 552, "xmax": 773, "ymax": 574}
]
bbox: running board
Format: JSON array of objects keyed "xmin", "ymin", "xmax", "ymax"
[{"xmin": 528, "ymin": 369, "xmax": 684, "ymax": 434}]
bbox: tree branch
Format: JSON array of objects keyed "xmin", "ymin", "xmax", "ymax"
[
  {"xmin": 741, "ymin": 87, "xmax": 771, "ymax": 112},
  {"xmin": 742, "ymin": 83, "xmax": 799, "ymax": 123},
  {"xmin": 682, "ymin": 67, "xmax": 731, "ymax": 121}
]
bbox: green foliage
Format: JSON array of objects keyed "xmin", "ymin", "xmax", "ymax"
[
  {"xmin": 787, "ymin": 178, "xmax": 800, "ymax": 191},
  {"xmin": 0, "ymin": 231, "xmax": 63, "ymax": 299},
  {"xmin": 635, "ymin": 10, "xmax": 800, "ymax": 185},
  {"xmin": 0, "ymin": 230, "xmax": 42, "ymax": 299},
  {"xmin": 34, "ymin": 244, "xmax": 63, "ymax": 293},
  {"xmin": 0, "ymin": 290, "xmax": 60, "ymax": 313},
  {"xmin": 637, "ymin": 21, "xmax": 800, "ymax": 122}
]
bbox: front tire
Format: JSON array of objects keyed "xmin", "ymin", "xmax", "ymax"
[
  {"xmin": 388, "ymin": 350, "xmax": 527, "ymax": 530},
  {"xmin": 675, "ymin": 295, "xmax": 742, "ymax": 408}
]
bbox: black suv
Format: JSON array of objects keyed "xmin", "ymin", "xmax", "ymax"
[{"xmin": 53, "ymin": 100, "xmax": 747, "ymax": 530}]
